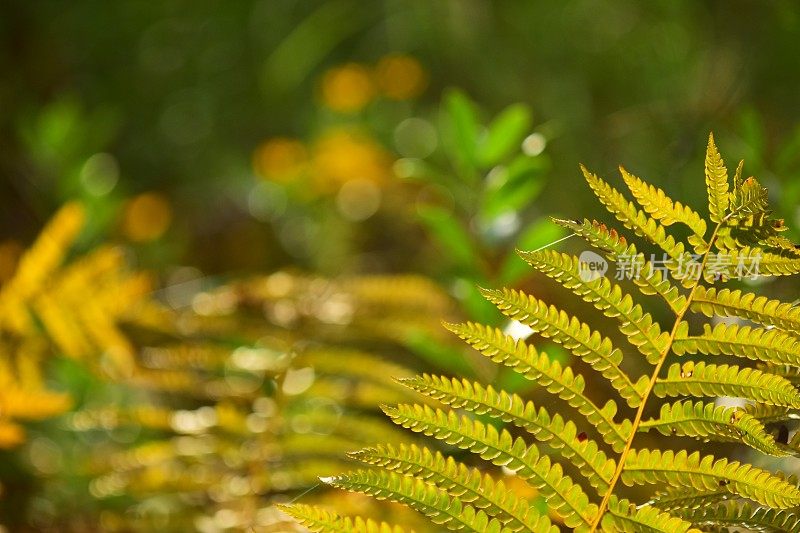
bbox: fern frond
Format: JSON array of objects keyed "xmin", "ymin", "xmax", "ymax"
[
  {"xmin": 716, "ymin": 246, "xmax": 800, "ymax": 277},
  {"xmin": 444, "ymin": 321, "xmax": 631, "ymax": 451},
  {"xmin": 674, "ymin": 501, "xmax": 800, "ymax": 532},
  {"xmin": 729, "ymin": 174, "xmax": 770, "ymax": 220},
  {"xmin": 321, "ymin": 469, "xmax": 523, "ymax": 533},
  {"xmin": 654, "ymin": 360, "xmax": 800, "ymax": 407},
  {"xmin": 552, "ymin": 218, "xmax": 685, "ymax": 313},
  {"xmin": 622, "ymin": 448, "xmax": 800, "ymax": 509},
  {"xmin": 620, "ymin": 166, "xmax": 708, "ymax": 252},
  {"xmin": 705, "ymin": 132, "xmax": 729, "ymax": 223},
  {"xmin": 690, "ymin": 286, "xmax": 800, "ymax": 332},
  {"xmin": 581, "ymin": 165, "xmax": 701, "ymax": 286},
  {"xmin": 672, "ymin": 322, "xmax": 800, "ymax": 366},
  {"xmin": 518, "ymin": 250, "xmax": 670, "ymax": 364},
  {"xmin": 638, "ymin": 401, "xmax": 787, "ymax": 456},
  {"xmin": 381, "ymin": 404, "xmax": 597, "ymax": 529},
  {"xmin": 397, "ymin": 374, "xmax": 616, "ymax": 493},
  {"xmin": 279, "ymin": 504, "xmax": 409, "ymax": 533},
  {"xmin": 603, "ymin": 497, "xmax": 701, "ymax": 533},
  {"xmin": 349, "ymin": 444, "xmax": 538, "ymax": 531},
  {"xmin": 480, "ymin": 287, "xmax": 648, "ymax": 407}
]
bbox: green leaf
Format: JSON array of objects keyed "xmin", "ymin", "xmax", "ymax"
[
  {"xmin": 417, "ymin": 204, "xmax": 479, "ymax": 270},
  {"xmin": 382, "ymin": 404, "xmax": 597, "ymax": 529},
  {"xmin": 623, "ymin": 448, "xmax": 800, "ymax": 509},
  {"xmin": 323, "ymin": 469, "xmax": 520, "ymax": 533},
  {"xmin": 279, "ymin": 504, "xmax": 409, "ymax": 533},
  {"xmin": 477, "ymin": 104, "xmax": 532, "ymax": 167},
  {"xmin": 349, "ymin": 443, "xmax": 546, "ymax": 531},
  {"xmin": 705, "ymin": 132, "xmax": 730, "ymax": 223},
  {"xmin": 441, "ymin": 88, "xmax": 480, "ymax": 179},
  {"xmin": 480, "ymin": 155, "xmax": 548, "ymax": 220}
]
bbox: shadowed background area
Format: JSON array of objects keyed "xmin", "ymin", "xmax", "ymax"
[{"xmin": 3, "ymin": 0, "xmax": 800, "ymax": 277}]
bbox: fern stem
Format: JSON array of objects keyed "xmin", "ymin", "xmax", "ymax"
[{"xmin": 588, "ymin": 221, "xmax": 724, "ymax": 532}]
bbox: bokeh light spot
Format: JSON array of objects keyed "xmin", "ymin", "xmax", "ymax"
[
  {"xmin": 375, "ymin": 54, "xmax": 428, "ymax": 100},
  {"xmin": 122, "ymin": 192, "xmax": 172, "ymax": 242},
  {"xmin": 336, "ymin": 179, "xmax": 381, "ymax": 221},
  {"xmin": 252, "ymin": 138, "xmax": 307, "ymax": 183},
  {"xmin": 320, "ymin": 63, "xmax": 375, "ymax": 113},
  {"xmin": 80, "ymin": 153, "xmax": 119, "ymax": 196}
]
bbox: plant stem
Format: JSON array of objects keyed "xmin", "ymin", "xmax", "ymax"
[{"xmin": 587, "ymin": 221, "xmax": 723, "ymax": 532}]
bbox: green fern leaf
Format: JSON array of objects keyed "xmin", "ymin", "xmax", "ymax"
[
  {"xmin": 518, "ymin": 250, "xmax": 670, "ymax": 364},
  {"xmin": 672, "ymin": 322, "xmax": 800, "ymax": 366},
  {"xmin": 322, "ymin": 469, "xmax": 523, "ymax": 533},
  {"xmin": 349, "ymin": 443, "xmax": 540, "ymax": 531},
  {"xmin": 292, "ymin": 135, "xmax": 800, "ymax": 533},
  {"xmin": 603, "ymin": 497, "xmax": 701, "ymax": 533},
  {"xmin": 638, "ymin": 401, "xmax": 787, "ymax": 456},
  {"xmin": 397, "ymin": 374, "xmax": 616, "ymax": 493},
  {"xmin": 729, "ymin": 174, "xmax": 769, "ymax": 219},
  {"xmin": 705, "ymin": 132, "xmax": 729, "ymax": 223},
  {"xmin": 381, "ymin": 403, "xmax": 597, "ymax": 529},
  {"xmin": 690, "ymin": 286, "xmax": 800, "ymax": 332},
  {"xmin": 653, "ymin": 360, "xmax": 800, "ymax": 407},
  {"xmin": 715, "ymin": 246, "xmax": 800, "ymax": 277},
  {"xmin": 444, "ymin": 321, "xmax": 632, "ymax": 451},
  {"xmin": 622, "ymin": 448, "xmax": 800, "ymax": 509},
  {"xmin": 279, "ymin": 504, "xmax": 409, "ymax": 533},
  {"xmin": 552, "ymin": 218, "xmax": 686, "ymax": 313},
  {"xmin": 675, "ymin": 501, "xmax": 800, "ymax": 532},
  {"xmin": 581, "ymin": 165, "xmax": 700, "ymax": 285},
  {"xmin": 479, "ymin": 287, "xmax": 648, "ymax": 407},
  {"xmin": 620, "ymin": 166, "xmax": 708, "ymax": 252}
]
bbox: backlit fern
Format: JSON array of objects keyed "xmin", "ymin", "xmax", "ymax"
[
  {"xmin": 284, "ymin": 134, "xmax": 800, "ymax": 532},
  {"xmin": 71, "ymin": 272, "xmax": 455, "ymax": 532}
]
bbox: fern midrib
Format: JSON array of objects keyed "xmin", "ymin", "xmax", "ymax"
[{"xmin": 588, "ymin": 220, "xmax": 724, "ymax": 532}]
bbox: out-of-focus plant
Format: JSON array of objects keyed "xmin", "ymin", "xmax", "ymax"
[
  {"xmin": 0, "ymin": 202, "xmax": 156, "ymax": 447},
  {"xmin": 248, "ymin": 54, "xmax": 427, "ymax": 275},
  {"xmin": 0, "ymin": 200, "xmax": 459, "ymax": 531},
  {"xmin": 396, "ymin": 89, "xmax": 566, "ymax": 319},
  {"xmin": 0, "ymin": 201, "xmax": 172, "ymax": 529},
  {"xmin": 58, "ymin": 272, "xmax": 454, "ymax": 533}
]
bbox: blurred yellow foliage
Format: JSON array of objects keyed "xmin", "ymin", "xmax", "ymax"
[
  {"xmin": 375, "ymin": 54, "xmax": 428, "ymax": 100},
  {"xmin": 0, "ymin": 201, "xmax": 170, "ymax": 448},
  {"xmin": 312, "ymin": 129, "xmax": 392, "ymax": 191},
  {"xmin": 320, "ymin": 63, "xmax": 375, "ymax": 113},
  {"xmin": 122, "ymin": 192, "xmax": 172, "ymax": 242},
  {"xmin": 0, "ymin": 349, "xmax": 71, "ymax": 447},
  {"xmin": 253, "ymin": 137, "xmax": 308, "ymax": 182}
]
